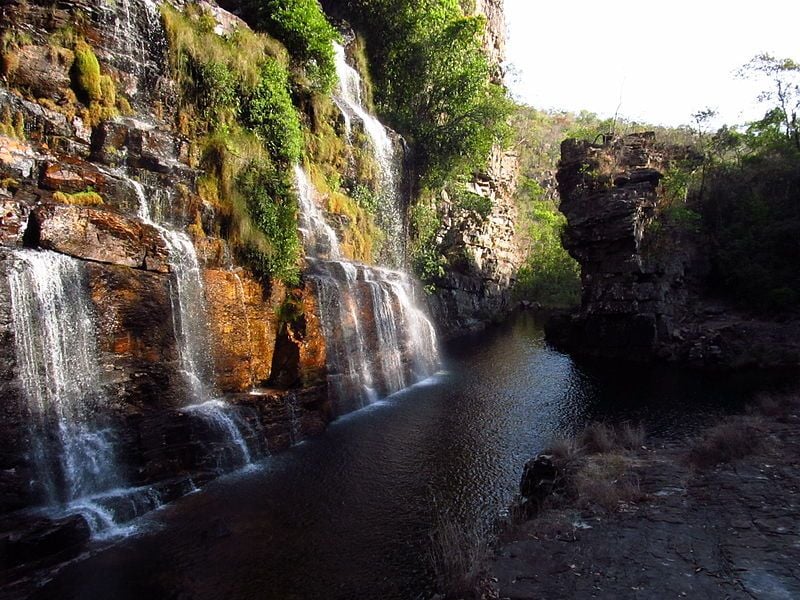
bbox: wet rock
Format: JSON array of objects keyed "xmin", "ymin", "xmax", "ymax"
[
  {"xmin": 0, "ymin": 200, "xmax": 29, "ymax": 246},
  {"xmin": 519, "ymin": 454, "xmax": 559, "ymax": 503},
  {"xmin": 30, "ymin": 203, "xmax": 170, "ymax": 272},
  {"xmin": 7, "ymin": 45, "xmax": 73, "ymax": 101},
  {"xmin": 203, "ymin": 269, "xmax": 283, "ymax": 392},
  {"xmin": 0, "ymin": 135, "xmax": 38, "ymax": 179},
  {"xmin": 86, "ymin": 262, "xmax": 182, "ymax": 411},
  {"xmin": 0, "ymin": 513, "xmax": 90, "ymax": 569},
  {"xmin": 40, "ymin": 159, "xmax": 106, "ymax": 193},
  {"xmin": 269, "ymin": 282, "xmax": 327, "ymax": 389}
]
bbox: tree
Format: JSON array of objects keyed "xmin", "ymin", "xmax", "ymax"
[{"xmin": 737, "ymin": 54, "xmax": 800, "ymax": 151}]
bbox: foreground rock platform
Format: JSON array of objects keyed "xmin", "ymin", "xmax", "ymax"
[{"xmin": 491, "ymin": 408, "xmax": 800, "ymax": 599}]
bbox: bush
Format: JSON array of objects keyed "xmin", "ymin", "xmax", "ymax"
[
  {"xmin": 245, "ymin": 0, "xmax": 338, "ymax": 92},
  {"xmin": 685, "ymin": 416, "xmax": 766, "ymax": 470},
  {"xmin": 242, "ymin": 60, "xmax": 303, "ymax": 163},
  {"xmin": 237, "ymin": 160, "xmax": 301, "ymax": 283},
  {"xmin": 427, "ymin": 511, "xmax": 488, "ymax": 598},
  {"xmin": 332, "ymin": 0, "xmax": 512, "ymax": 186}
]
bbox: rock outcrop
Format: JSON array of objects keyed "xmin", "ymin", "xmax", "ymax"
[
  {"xmin": 429, "ymin": 149, "xmax": 523, "ymax": 336},
  {"xmin": 550, "ymin": 133, "xmax": 800, "ymax": 369},
  {"xmin": 428, "ymin": 2, "xmax": 523, "ymax": 338}
]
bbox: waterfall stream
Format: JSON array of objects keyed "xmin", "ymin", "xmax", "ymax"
[
  {"xmin": 8, "ymin": 249, "xmax": 129, "ymax": 532},
  {"xmin": 295, "ymin": 158, "xmax": 439, "ymax": 416},
  {"xmin": 332, "ymin": 42, "xmax": 406, "ymax": 267},
  {"xmin": 130, "ymin": 178, "xmax": 259, "ymax": 470}
]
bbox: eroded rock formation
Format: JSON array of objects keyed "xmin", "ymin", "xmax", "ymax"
[{"xmin": 551, "ymin": 133, "xmax": 800, "ymax": 368}]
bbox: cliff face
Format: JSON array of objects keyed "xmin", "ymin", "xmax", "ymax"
[
  {"xmin": 0, "ymin": 0, "xmax": 330, "ymax": 523},
  {"xmin": 428, "ymin": 0, "xmax": 523, "ymax": 337},
  {"xmin": 428, "ymin": 148, "xmax": 523, "ymax": 335},
  {"xmin": 551, "ymin": 133, "xmax": 800, "ymax": 369}
]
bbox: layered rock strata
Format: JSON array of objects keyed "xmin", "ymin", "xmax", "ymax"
[{"xmin": 550, "ymin": 132, "xmax": 800, "ymax": 368}]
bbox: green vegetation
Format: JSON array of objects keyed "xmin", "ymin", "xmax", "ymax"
[
  {"xmin": 71, "ymin": 40, "xmax": 102, "ymax": 102},
  {"xmin": 161, "ymin": 3, "xmax": 303, "ymax": 283},
  {"xmin": 510, "ymin": 105, "xmax": 581, "ymax": 308},
  {"xmin": 409, "ymin": 196, "xmax": 445, "ymax": 292},
  {"xmin": 241, "ymin": 0, "xmax": 339, "ymax": 92},
  {"xmin": 331, "ymin": 0, "xmax": 513, "ymax": 187},
  {"xmin": 658, "ymin": 54, "xmax": 800, "ymax": 312}
]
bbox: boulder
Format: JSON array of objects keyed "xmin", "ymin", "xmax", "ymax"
[{"xmin": 519, "ymin": 454, "xmax": 560, "ymax": 503}]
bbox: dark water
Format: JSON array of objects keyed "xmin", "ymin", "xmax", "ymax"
[{"xmin": 26, "ymin": 313, "xmax": 792, "ymax": 600}]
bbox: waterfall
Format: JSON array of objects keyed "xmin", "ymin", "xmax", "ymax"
[
  {"xmin": 332, "ymin": 42, "xmax": 405, "ymax": 267},
  {"xmin": 132, "ymin": 180, "xmax": 215, "ymax": 402},
  {"xmin": 294, "ymin": 165, "xmax": 440, "ymax": 417},
  {"xmin": 130, "ymin": 178, "xmax": 259, "ymax": 469},
  {"xmin": 8, "ymin": 249, "xmax": 127, "ymax": 530}
]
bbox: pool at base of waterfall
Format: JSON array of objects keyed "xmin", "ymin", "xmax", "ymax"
[{"xmin": 22, "ymin": 313, "xmax": 795, "ymax": 600}]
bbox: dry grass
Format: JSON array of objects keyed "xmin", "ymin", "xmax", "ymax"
[
  {"xmin": 428, "ymin": 512, "xmax": 489, "ymax": 599},
  {"xmin": 571, "ymin": 453, "xmax": 643, "ymax": 511},
  {"xmin": 685, "ymin": 415, "xmax": 767, "ymax": 470},
  {"xmin": 534, "ymin": 422, "xmax": 647, "ymax": 514}
]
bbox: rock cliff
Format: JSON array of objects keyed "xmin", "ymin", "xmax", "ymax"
[
  {"xmin": 427, "ymin": 0, "xmax": 523, "ymax": 337},
  {"xmin": 550, "ymin": 132, "xmax": 800, "ymax": 369},
  {"xmin": 0, "ymin": 0, "xmax": 331, "ymax": 550}
]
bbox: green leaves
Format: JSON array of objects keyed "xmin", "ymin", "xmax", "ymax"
[
  {"xmin": 243, "ymin": 60, "xmax": 303, "ymax": 164},
  {"xmin": 247, "ymin": 0, "xmax": 339, "ymax": 92},
  {"xmin": 338, "ymin": 0, "xmax": 512, "ymax": 186}
]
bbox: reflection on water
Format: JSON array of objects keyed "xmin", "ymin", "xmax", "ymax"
[{"xmin": 30, "ymin": 313, "xmax": 795, "ymax": 600}]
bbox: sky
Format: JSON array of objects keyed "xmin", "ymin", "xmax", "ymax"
[{"xmin": 504, "ymin": 0, "xmax": 800, "ymax": 128}]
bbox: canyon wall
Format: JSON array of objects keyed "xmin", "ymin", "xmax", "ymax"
[
  {"xmin": 551, "ymin": 133, "xmax": 800, "ymax": 369},
  {"xmin": 427, "ymin": 0, "xmax": 524, "ymax": 337}
]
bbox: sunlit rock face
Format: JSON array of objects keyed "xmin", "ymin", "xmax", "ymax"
[
  {"xmin": 428, "ymin": 149, "xmax": 524, "ymax": 337},
  {"xmin": 551, "ymin": 133, "xmax": 800, "ymax": 368},
  {"xmin": 0, "ymin": 0, "xmax": 334, "ymax": 557}
]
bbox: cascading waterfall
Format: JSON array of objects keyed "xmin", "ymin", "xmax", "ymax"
[
  {"xmin": 130, "ymin": 178, "xmax": 259, "ymax": 469},
  {"xmin": 332, "ymin": 42, "xmax": 406, "ymax": 267},
  {"xmin": 8, "ymin": 249, "xmax": 126, "ymax": 532},
  {"xmin": 294, "ymin": 166, "xmax": 439, "ymax": 417}
]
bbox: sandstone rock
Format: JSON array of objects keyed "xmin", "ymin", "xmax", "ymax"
[
  {"xmin": 30, "ymin": 204, "xmax": 170, "ymax": 272},
  {"xmin": 203, "ymin": 269, "xmax": 283, "ymax": 392},
  {"xmin": 269, "ymin": 282, "xmax": 327, "ymax": 389},
  {"xmin": 0, "ymin": 135, "xmax": 37, "ymax": 179},
  {"xmin": 40, "ymin": 159, "xmax": 106, "ymax": 193},
  {"xmin": 7, "ymin": 45, "xmax": 73, "ymax": 101},
  {"xmin": 551, "ymin": 132, "xmax": 800, "ymax": 368},
  {"xmin": 0, "ymin": 200, "xmax": 29, "ymax": 246},
  {"xmin": 86, "ymin": 262, "xmax": 182, "ymax": 411},
  {"xmin": 430, "ymin": 148, "xmax": 523, "ymax": 337}
]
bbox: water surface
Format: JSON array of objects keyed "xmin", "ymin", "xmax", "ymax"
[{"xmin": 28, "ymin": 313, "xmax": 788, "ymax": 599}]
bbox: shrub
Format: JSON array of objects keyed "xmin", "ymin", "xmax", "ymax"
[
  {"xmin": 245, "ymin": 0, "xmax": 338, "ymax": 92},
  {"xmin": 236, "ymin": 160, "xmax": 301, "ymax": 283},
  {"xmin": 685, "ymin": 416, "xmax": 766, "ymax": 470},
  {"xmin": 242, "ymin": 60, "xmax": 303, "ymax": 163},
  {"xmin": 427, "ymin": 511, "xmax": 488, "ymax": 598}
]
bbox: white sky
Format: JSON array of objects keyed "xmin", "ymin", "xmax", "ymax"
[{"xmin": 504, "ymin": 0, "xmax": 800, "ymax": 128}]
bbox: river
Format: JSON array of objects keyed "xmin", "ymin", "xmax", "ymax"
[{"xmin": 25, "ymin": 312, "xmax": 789, "ymax": 599}]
